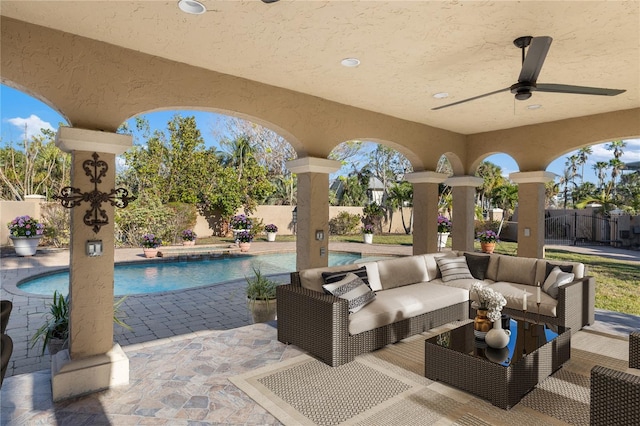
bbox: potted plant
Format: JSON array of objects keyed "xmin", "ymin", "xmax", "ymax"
[
  {"xmin": 181, "ymin": 229, "xmax": 197, "ymax": 246},
  {"xmin": 30, "ymin": 290, "xmax": 68, "ymax": 355},
  {"xmin": 236, "ymin": 230, "xmax": 253, "ymax": 252},
  {"xmin": 7, "ymin": 215, "xmax": 45, "ymax": 256},
  {"xmin": 437, "ymin": 215, "xmax": 452, "ymax": 250},
  {"xmin": 362, "ymin": 224, "xmax": 374, "ymax": 244},
  {"xmin": 264, "ymin": 224, "xmax": 278, "ymax": 242},
  {"xmin": 246, "ymin": 267, "xmax": 277, "ymax": 323},
  {"xmin": 477, "ymin": 230, "xmax": 498, "ymax": 253},
  {"xmin": 31, "ymin": 291, "xmax": 132, "ymax": 355},
  {"xmin": 141, "ymin": 233, "xmax": 162, "ymax": 258}
]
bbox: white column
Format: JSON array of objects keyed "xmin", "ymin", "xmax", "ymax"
[
  {"xmin": 52, "ymin": 127, "xmax": 132, "ymax": 401},
  {"xmin": 405, "ymin": 171, "xmax": 449, "ymax": 254},
  {"xmin": 445, "ymin": 176, "xmax": 484, "ymax": 252},
  {"xmin": 287, "ymin": 157, "xmax": 341, "ymax": 270},
  {"xmin": 509, "ymin": 171, "xmax": 556, "ymax": 259}
]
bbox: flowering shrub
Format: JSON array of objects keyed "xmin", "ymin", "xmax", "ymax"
[
  {"xmin": 181, "ymin": 229, "xmax": 197, "ymax": 241},
  {"xmin": 236, "ymin": 230, "xmax": 253, "ymax": 243},
  {"xmin": 437, "ymin": 215, "xmax": 452, "ymax": 233},
  {"xmin": 264, "ymin": 224, "xmax": 278, "ymax": 233},
  {"xmin": 141, "ymin": 233, "xmax": 162, "ymax": 248},
  {"xmin": 477, "ymin": 229, "xmax": 498, "ymax": 243},
  {"xmin": 471, "ymin": 282, "xmax": 506, "ymax": 322},
  {"xmin": 230, "ymin": 214, "xmax": 252, "ymax": 230},
  {"xmin": 7, "ymin": 215, "xmax": 45, "ymax": 238},
  {"xmin": 362, "ymin": 224, "xmax": 374, "ymax": 234}
]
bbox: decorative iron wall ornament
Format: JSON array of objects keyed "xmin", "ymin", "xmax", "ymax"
[{"xmin": 54, "ymin": 152, "xmax": 136, "ymax": 233}]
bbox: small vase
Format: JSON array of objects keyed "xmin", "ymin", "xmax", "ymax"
[
  {"xmin": 266, "ymin": 232, "xmax": 277, "ymax": 242},
  {"xmin": 363, "ymin": 233, "xmax": 373, "ymax": 244},
  {"xmin": 481, "ymin": 242, "xmax": 496, "ymax": 253},
  {"xmin": 437, "ymin": 232, "xmax": 449, "ymax": 249},
  {"xmin": 485, "ymin": 319, "xmax": 511, "ymax": 349},
  {"xmin": 473, "ymin": 308, "xmax": 492, "ymax": 340},
  {"xmin": 182, "ymin": 240, "xmax": 195, "ymax": 246},
  {"xmin": 10, "ymin": 236, "xmax": 43, "ymax": 256},
  {"xmin": 143, "ymin": 248, "xmax": 158, "ymax": 258},
  {"xmin": 239, "ymin": 242, "xmax": 251, "ymax": 252}
]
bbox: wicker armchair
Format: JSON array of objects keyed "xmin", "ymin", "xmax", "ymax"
[{"xmin": 590, "ymin": 331, "xmax": 640, "ymax": 426}]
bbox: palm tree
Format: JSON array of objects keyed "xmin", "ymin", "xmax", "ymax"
[
  {"xmin": 475, "ymin": 161, "xmax": 505, "ymax": 214},
  {"xmin": 577, "ymin": 146, "xmax": 592, "ymax": 184},
  {"xmin": 592, "ymin": 161, "xmax": 609, "ymax": 190},
  {"xmin": 490, "ymin": 183, "xmax": 518, "ymax": 220},
  {"xmin": 606, "ymin": 140, "xmax": 627, "ymax": 195},
  {"xmin": 559, "ymin": 167, "xmax": 579, "ymax": 209},
  {"xmin": 565, "ymin": 154, "xmax": 581, "ymax": 189},
  {"xmin": 387, "ymin": 181, "xmax": 413, "ymax": 234}
]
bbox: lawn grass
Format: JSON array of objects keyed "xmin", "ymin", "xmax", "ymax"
[{"xmin": 197, "ymin": 234, "xmax": 639, "ymax": 316}]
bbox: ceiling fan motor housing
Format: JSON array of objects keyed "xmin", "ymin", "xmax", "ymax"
[{"xmin": 511, "ymin": 81, "xmax": 536, "ymax": 100}]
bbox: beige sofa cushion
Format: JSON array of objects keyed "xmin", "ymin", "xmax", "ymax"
[
  {"xmin": 487, "ymin": 282, "xmax": 558, "ymax": 317},
  {"xmin": 430, "ymin": 277, "xmax": 481, "ymax": 291},
  {"xmin": 377, "ymin": 256, "xmax": 429, "ymax": 289},
  {"xmin": 348, "ymin": 282, "xmax": 469, "ymax": 335},
  {"xmin": 496, "ymin": 256, "xmax": 538, "ymax": 286}
]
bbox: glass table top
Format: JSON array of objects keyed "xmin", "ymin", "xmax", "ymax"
[{"xmin": 425, "ymin": 318, "xmax": 568, "ymax": 367}]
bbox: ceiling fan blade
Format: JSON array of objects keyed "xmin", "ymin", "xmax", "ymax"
[
  {"xmin": 535, "ymin": 83, "xmax": 626, "ymax": 96},
  {"xmin": 431, "ymin": 87, "xmax": 510, "ymax": 110},
  {"xmin": 518, "ymin": 36, "xmax": 552, "ymax": 84}
]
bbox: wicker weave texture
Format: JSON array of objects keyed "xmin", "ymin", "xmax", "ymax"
[
  {"xmin": 425, "ymin": 323, "xmax": 571, "ymax": 409},
  {"xmin": 278, "ymin": 273, "xmax": 468, "ymax": 366},
  {"xmin": 590, "ymin": 365, "xmax": 640, "ymax": 426},
  {"xmin": 630, "ymin": 331, "xmax": 640, "ymax": 369}
]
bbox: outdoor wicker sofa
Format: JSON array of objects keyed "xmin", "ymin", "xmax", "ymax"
[
  {"xmin": 277, "ymin": 251, "xmax": 593, "ymax": 367},
  {"xmin": 590, "ymin": 331, "xmax": 640, "ymax": 425}
]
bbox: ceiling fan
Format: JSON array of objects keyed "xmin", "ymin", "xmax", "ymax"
[{"xmin": 432, "ymin": 36, "xmax": 626, "ymax": 110}]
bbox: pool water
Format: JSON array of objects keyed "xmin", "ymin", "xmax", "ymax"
[{"xmin": 18, "ymin": 252, "xmax": 386, "ymax": 296}]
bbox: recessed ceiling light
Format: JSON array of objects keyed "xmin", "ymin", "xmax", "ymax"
[
  {"xmin": 527, "ymin": 104, "xmax": 542, "ymax": 110},
  {"xmin": 178, "ymin": 0, "xmax": 207, "ymax": 15},
  {"xmin": 341, "ymin": 58, "xmax": 360, "ymax": 68},
  {"xmin": 433, "ymin": 92, "xmax": 449, "ymax": 99}
]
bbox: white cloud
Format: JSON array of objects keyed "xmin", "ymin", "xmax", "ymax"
[{"xmin": 7, "ymin": 114, "xmax": 55, "ymax": 140}]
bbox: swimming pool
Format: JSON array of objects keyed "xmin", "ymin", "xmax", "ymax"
[{"xmin": 18, "ymin": 252, "xmax": 387, "ymax": 296}]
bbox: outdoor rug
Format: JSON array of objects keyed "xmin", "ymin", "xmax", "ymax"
[{"xmin": 229, "ymin": 323, "xmax": 629, "ymax": 426}]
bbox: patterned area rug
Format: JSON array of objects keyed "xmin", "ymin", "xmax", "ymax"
[{"xmin": 230, "ymin": 324, "xmax": 629, "ymax": 426}]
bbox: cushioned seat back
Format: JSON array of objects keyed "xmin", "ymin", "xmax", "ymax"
[
  {"xmin": 422, "ymin": 252, "xmax": 458, "ymax": 281},
  {"xmin": 535, "ymin": 260, "xmax": 585, "ymax": 285},
  {"xmin": 495, "ymin": 256, "xmax": 538, "ymax": 285},
  {"xmin": 298, "ymin": 263, "xmax": 381, "ymax": 293},
  {"xmin": 377, "ymin": 256, "xmax": 429, "ymax": 289}
]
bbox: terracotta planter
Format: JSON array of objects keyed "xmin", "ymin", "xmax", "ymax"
[
  {"xmin": 10, "ymin": 236, "xmax": 42, "ymax": 256},
  {"xmin": 481, "ymin": 242, "xmax": 496, "ymax": 253},
  {"xmin": 247, "ymin": 298, "xmax": 277, "ymax": 323},
  {"xmin": 266, "ymin": 232, "xmax": 277, "ymax": 242},
  {"xmin": 143, "ymin": 248, "xmax": 158, "ymax": 258},
  {"xmin": 239, "ymin": 242, "xmax": 251, "ymax": 252},
  {"xmin": 182, "ymin": 240, "xmax": 196, "ymax": 246},
  {"xmin": 363, "ymin": 233, "xmax": 373, "ymax": 244}
]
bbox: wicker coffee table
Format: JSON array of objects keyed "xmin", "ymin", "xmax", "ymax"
[{"xmin": 425, "ymin": 319, "xmax": 570, "ymax": 409}]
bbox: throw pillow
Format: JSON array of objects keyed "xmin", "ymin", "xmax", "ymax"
[
  {"xmin": 435, "ymin": 256, "xmax": 474, "ymax": 282},
  {"xmin": 322, "ymin": 273, "xmax": 376, "ymax": 314},
  {"xmin": 543, "ymin": 266, "xmax": 575, "ymax": 298},
  {"xmin": 322, "ymin": 266, "xmax": 370, "ymax": 287},
  {"xmin": 544, "ymin": 262, "xmax": 573, "ymax": 281},
  {"xmin": 464, "ymin": 253, "xmax": 490, "ymax": 280}
]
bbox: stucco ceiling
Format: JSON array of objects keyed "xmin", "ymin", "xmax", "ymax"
[{"xmin": 1, "ymin": 0, "xmax": 638, "ymax": 135}]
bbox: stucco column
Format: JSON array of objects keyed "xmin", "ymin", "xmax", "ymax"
[
  {"xmin": 52, "ymin": 127, "xmax": 132, "ymax": 401},
  {"xmin": 287, "ymin": 157, "xmax": 341, "ymax": 270},
  {"xmin": 509, "ymin": 171, "xmax": 556, "ymax": 259},
  {"xmin": 445, "ymin": 176, "xmax": 483, "ymax": 252},
  {"xmin": 406, "ymin": 171, "xmax": 448, "ymax": 254}
]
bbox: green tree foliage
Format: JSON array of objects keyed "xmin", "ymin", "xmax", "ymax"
[
  {"xmin": 490, "ymin": 182, "xmax": 518, "ymax": 220},
  {"xmin": 387, "ymin": 181, "xmax": 413, "ymax": 234},
  {"xmin": 329, "ymin": 211, "xmax": 361, "ymax": 235},
  {"xmin": 475, "ymin": 161, "xmax": 505, "ymax": 214},
  {"xmin": 0, "ymin": 129, "xmax": 70, "ymax": 200},
  {"xmin": 362, "ymin": 202, "xmax": 385, "ymax": 233}
]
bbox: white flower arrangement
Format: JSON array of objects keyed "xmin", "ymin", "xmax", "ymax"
[{"xmin": 471, "ymin": 282, "xmax": 507, "ymax": 322}]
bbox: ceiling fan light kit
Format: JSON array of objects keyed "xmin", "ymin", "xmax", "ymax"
[{"xmin": 432, "ymin": 35, "xmax": 626, "ymax": 110}]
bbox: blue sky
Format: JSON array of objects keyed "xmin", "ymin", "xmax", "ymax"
[{"xmin": 2, "ymin": 83, "xmax": 639, "ymax": 184}]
